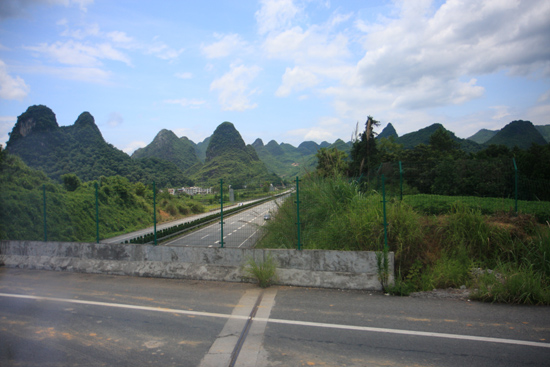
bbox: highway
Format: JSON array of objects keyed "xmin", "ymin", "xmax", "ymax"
[
  {"xmin": 1, "ymin": 268, "xmax": 549, "ymax": 367},
  {"xmin": 102, "ymin": 193, "xmax": 289, "ymax": 246},
  {"xmin": 163, "ymin": 198, "xmax": 283, "ymax": 248}
]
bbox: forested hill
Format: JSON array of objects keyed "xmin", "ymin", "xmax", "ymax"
[
  {"xmin": 189, "ymin": 122, "xmax": 278, "ymax": 187},
  {"xmin": 485, "ymin": 120, "xmax": 548, "ymax": 149},
  {"xmin": 396, "ymin": 123, "xmax": 482, "ymax": 152},
  {"xmin": 6, "ymin": 105, "xmax": 192, "ymax": 187},
  {"xmin": 131, "ymin": 129, "xmax": 199, "ymax": 171}
]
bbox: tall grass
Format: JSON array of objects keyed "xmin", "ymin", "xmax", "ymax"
[{"xmin": 257, "ymin": 176, "xmax": 550, "ymax": 304}]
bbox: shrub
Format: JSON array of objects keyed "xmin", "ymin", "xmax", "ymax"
[{"xmin": 242, "ymin": 253, "xmax": 278, "ymax": 288}]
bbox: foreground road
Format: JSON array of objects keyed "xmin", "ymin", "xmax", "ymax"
[{"xmin": 1, "ymin": 268, "xmax": 549, "ymax": 366}]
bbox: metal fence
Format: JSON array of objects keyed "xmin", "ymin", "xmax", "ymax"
[
  {"xmin": 357, "ymin": 159, "xmax": 550, "ymax": 222},
  {"xmin": 0, "ymin": 178, "xmax": 286, "ymax": 247}
]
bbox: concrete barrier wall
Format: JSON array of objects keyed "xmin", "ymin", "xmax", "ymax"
[{"xmin": 0, "ymin": 240, "xmax": 394, "ymax": 290}]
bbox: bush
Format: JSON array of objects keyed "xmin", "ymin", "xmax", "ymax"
[
  {"xmin": 471, "ymin": 263, "xmax": 550, "ymax": 305},
  {"xmin": 242, "ymin": 254, "xmax": 278, "ymax": 288}
]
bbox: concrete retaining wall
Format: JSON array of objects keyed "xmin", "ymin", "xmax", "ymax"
[{"xmin": 0, "ymin": 240, "xmax": 394, "ymax": 290}]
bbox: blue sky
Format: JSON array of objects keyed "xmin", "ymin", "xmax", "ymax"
[{"xmin": 1, "ymin": 0, "xmax": 549, "ymax": 154}]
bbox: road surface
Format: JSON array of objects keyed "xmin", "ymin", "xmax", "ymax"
[
  {"xmin": 1, "ymin": 268, "xmax": 549, "ymax": 367},
  {"xmin": 163, "ymin": 198, "xmax": 282, "ymax": 248},
  {"xmin": 102, "ymin": 193, "xmax": 287, "ymax": 246}
]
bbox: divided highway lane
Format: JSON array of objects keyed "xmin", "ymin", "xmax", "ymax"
[
  {"xmin": 163, "ymin": 197, "xmax": 285, "ymax": 248},
  {"xmin": 101, "ymin": 193, "xmax": 289, "ymax": 245}
]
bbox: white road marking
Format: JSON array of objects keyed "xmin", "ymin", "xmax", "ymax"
[{"xmin": 1, "ymin": 292, "xmax": 548, "ymax": 349}]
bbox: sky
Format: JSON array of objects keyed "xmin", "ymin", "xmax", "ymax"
[{"xmin": 0, "ymin": 0, "xmax": 549, "ymax": 154}]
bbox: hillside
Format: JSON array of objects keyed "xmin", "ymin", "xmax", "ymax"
[
  {"xmin": 194, "ymin": 136, "xmax": 211, "ymax": 162},
  {"xmin": 189, "ymin": 122, "xmax": 278, "ymax": 187},
  {"xmin": 467, "ymin": 129, "xmax": 497, "ymax": 144},
  {"xmin": 535, "ymin": 125, "xmax": 550, "ymax": 143},
  {"xmin": 132, "ymin": 129, "xmax": 199, "ymax": 171},
  {"xmin": 377, "ymin": 123, "xmax": 398, "ymax": 140},
  {"xmin": 486, "ymin": 120, "xmax": 547, "ymax": 149},
  {"xmin": 396, "ymin": 123, "xmax": 481, "ymax": 152},
  {"xmin": 6, "ymin": 105, "xmax": 192, "ymax": 187}
]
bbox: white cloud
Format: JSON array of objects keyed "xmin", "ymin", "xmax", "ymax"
[
  {"xmin": 175, "ymin": 72, "xmax": 192, "ymax": 79},
  {"xmin": 355, "ymin": 0, "xmax": 550, "ymax": 108},
  {"xmin": 263, "ymin": 26, "xmax": 350, "ymax": 64},
  {"xmin": 276, "ymin": 66, "xmax": 319, "ymax": 97},
  {"xmin": 285, "ymin": 116, "xmax": 351, "ymax": 144},
  {"xmin": 526, "ymin": 104, "xmax": 550, "ymax": 125},
  {"xmin": 27, "ymin": 64, "xmax": 111, "ymax": 84},
  {"xmin": 173, "ymin": 127, "xmax": 209, "ymax": 144},
  {"xmin": 210, "ymin": 64, "xmax": 261, "ymax": 111},
  {"xmin": 107, "ymin": 112, "xmax": 123, "ymax": 127},
  {"xmin": 255, "ymin": 0, "xmax": 300, "ymax": 35},
  {"xmin": 538, "ymin": 90, "xmax": 550, "ymax": 103},
  {"xmin": 202, "ymin": 33, "xmax": 248, "ymax": 59},
  {"xmin": 164, "ymin": 98, "xmax": 206, "ymax": 108},
  {"xmin": 146, "ymin": 43, "xmax": 183, "ymax": 61},
  {"xmin": 0, "ymin": 116, "xmax": 16, "ymax": 147},
  {"xmin": 0, "ymin": 60, "xmax": 30, "ymax": 101},
  {"xmin": 106, "ymin": 31, "xmax": 133, "ymax": 44},
  {"xmin": 25, "ymin": 40, "xmax": 131, "ymax": 67},
  {"xmin": 122, "ymin": 140, "xmax": 146, "ymax": 155},
  {"xmin": 61, "ymin": 23, "xmax": 100, "ymax": 39},
  {"xmin": 490, "ymin": 106, "xmax": 511, "ymax": 121}
]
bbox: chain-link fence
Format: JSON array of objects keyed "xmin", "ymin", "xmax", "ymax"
[
  {"xmin": 0, "ymin": 178, "xmax": 287, "ymax": 247},
  {"xmin": 356, "ymin": 159, "xmax": 550, "ymax": 222}
]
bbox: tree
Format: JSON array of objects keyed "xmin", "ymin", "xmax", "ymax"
[
  {"xmin": 315, "ymin": 147, "xmax": 348, "ymax": 177},
  {"xmin": 349, "ymin": 116, "xmax": 381, "ymax": 176},
  {"xmin": 429, "ymin": 127, "xmax": 459, "ymax": 153},
  {"xmin": 378, "ymin": 136, "xmax": 404, "ymax": 162},
  {"xmin": 61, "ymin": 173, "xmax": 81, "ymax": 191}
]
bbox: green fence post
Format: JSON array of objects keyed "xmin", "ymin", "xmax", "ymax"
[
  {"xmin": 399, "ymin": 161, "xmax": 403, "ymax": 201},
  {"xmin": 43, "ymin": 184, "xmax": 47, "ymax": 242},
  {"xmin": 95, "ymin": 182, "xmax": 99, "ymax": 243},
  {"xmin": 382, "ymin": 174, "xmax": 388, "ymax": 250},
  {"xmin": 220, "ymin": 179, "xmax": 224, "ymax": 248},
  {"xmin": 513, "ymin": 158, "xmax": 518, "ymax": 215},
  {"xmin": 295, "ymin": 176, "xmax": 302, "ymax": 251},
  {"xmin": 153, "ymin": 181, "xmax": 157, "ymax": 246}
]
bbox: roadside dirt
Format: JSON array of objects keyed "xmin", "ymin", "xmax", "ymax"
[{"xmin": 409, "ymin": 287, "xmax": 471, "ymax": 300}]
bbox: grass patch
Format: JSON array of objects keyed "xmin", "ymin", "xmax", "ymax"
[
  {"xmin": 242, "ymin": 253, "xmax": 278, "ymax": 288},
  {"xmin": 257, "ymin": 176, "xmax": 550, "ymax": 304}
]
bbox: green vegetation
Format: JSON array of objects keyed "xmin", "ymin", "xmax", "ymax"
[
  {"xmin": 242, "ymin": 253, "xmax": 278, "ymax": 288},
  {"xmin": 6, "ymin": 105, "xmax": 193, "ymax": 187},
  {"xmin": 190, "ymin": 122, "xmax": 279, "ymax": 186},
  {"xmin": 0, "ymin": 151, "xmax": 205, "ymax": 242},
  {"xmin": 257, "ymin": 175, "xmax": 550, "ymax": 304},
  {"xmin": 132, "ymin": 129, "xmax": 200, "ymax": 171},
  {"xmin": 486, "ymin": 120, "xmax": 547, "ymax": 149},
  {"xmin": 258, "ymin": 118, "xmax": 550, "ymax": 305},
  {"xmin": 468, "ymin": 129, "xmax": 498, "ymax": 144}
]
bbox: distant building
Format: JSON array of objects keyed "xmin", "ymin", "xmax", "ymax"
[{"xmin": 176, "ymin": 186, "xmax": 213, "ymax": 196}]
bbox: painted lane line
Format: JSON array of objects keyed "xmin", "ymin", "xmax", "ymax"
[
  {"xmin": 257, "ymin": 317, "xmax": 550, "ymax": 349},
  {"xmin": 1, "ymin": 292, "xmax": 548, "ymax": 349},
  {"xmin": 0, "ymin": 292, "xmax": 244, "ymax": 321},
  {"xmin": 238, "ymin": 228, "xmax": 260, "ymax": 248}
]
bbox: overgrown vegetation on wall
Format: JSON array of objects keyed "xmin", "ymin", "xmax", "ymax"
[{"xmin": 257, "ymin": 176, "xmax": 550, "ymax": 305}]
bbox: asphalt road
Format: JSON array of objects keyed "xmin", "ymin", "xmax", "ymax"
[
  {"xmin": 163, "ymin": 199, "xmax": 282, "ymax": 248},
  {"xmin": 101, "ymin": 193, "xmax": 289, "ymax": 246},
  {"xmin": 1, "ymin": 268, "xmax": 549, "ymax": 367}
]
